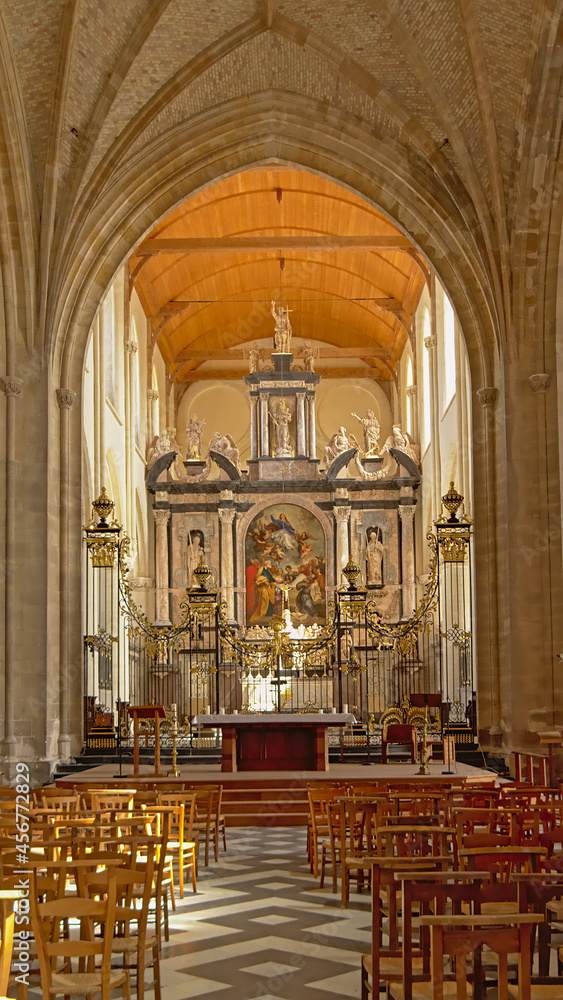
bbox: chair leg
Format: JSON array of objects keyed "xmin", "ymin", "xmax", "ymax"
[
  {"xmin": 152, "ymin": 942, "xmax": 161, "ymax": 1000},
  {"xmin": 179, "ymin": 853, "xmax": 185, "ymax": 898}
]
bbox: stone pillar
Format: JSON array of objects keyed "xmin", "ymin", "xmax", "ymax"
[
  {"xmin": 333, "ymin": 506, "xmax": 351, "ymax": 584},
  {"xmin": 153, "ymin": 509, "xmax": 171, "ymax": 624},
  {"xmin": 1, "ymin": 376, "xmax": 23, "ymax": 759},
  {"xmin": 218, "ymin": 507, "xmax": 236, "ymax": 620},
  {"xmin": 296, "ymin": 392, "xmax": 306, "ymax": 456},
  {"xmin": 307, "ymin": 394, "xmax": 317, "ymax": 459},
  {"xmin": 124, "ymin": 340, "xmax": 137, "ymax": 534},
  {"xmin": 250, "ymin": 394, "xmax": 258, "ymax": 459},
  {"xmin": 259, "ymin": 393, "xmax": 269, "ymax": 457},
  {"xmin": 398, "ymin": 504, "xmax": 416, "ymax": 618},
  {"xmin": 56, "ymin": 388, "xmax": 77, "ymax": 761},
  {"xmin": 93, "ymin": 316, "xmax": 105, "ymax": 497},
  {"xmin": 475, "ymin": 386, "xmax": 500, "ymax": 739},
  {"xmin": 406, "ymin": 385, "xmax": 419, "ymax": 444}
]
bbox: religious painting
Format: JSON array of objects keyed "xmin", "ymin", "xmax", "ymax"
[{"xmin": 245, "ymin": 504, "xmax": 326, "ymax": 626}]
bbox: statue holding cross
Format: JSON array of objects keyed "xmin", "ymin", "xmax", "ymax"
[{"xmin": 271, "ymin": 301, "xmax": 293, "ymax": 353}]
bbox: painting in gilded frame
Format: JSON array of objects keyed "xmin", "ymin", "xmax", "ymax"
[{"xmin": 245, "ymin": 503, "xmax": 326, "ymax": 626}]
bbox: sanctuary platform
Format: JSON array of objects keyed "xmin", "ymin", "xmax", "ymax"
[{"xmin": 55, "ymin": 760, "xmax": 497, "ymax": 826}]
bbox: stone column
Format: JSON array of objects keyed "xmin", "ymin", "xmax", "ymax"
[
  {"xmin": 124, "ymin": 340, "xmax": 137, "ymax": 534},
  {"xmin": 406, "ymin": 385, "xmax": 419, "ymax": 444},
  {"xmin": 475, "ymin": 386, "xmax": 500, "ymax": 739},
  {"xmin": 307, "ymin": 394, "xmax": 317, "ymax": 459},
  {"xmin": 250, "ymin": 394, "xmax": 258, "ymax": 459},
  {"xmin": 218, "ymin": 507, "xmax": 236, "ymax": 620},
  {"xmin": 333, "ymin": 506, "xmax": 351, "ymax": 584},
  {"xmin": 259, "ymin": 392, "xmax": 270, "ymax": 457},
  {"xmin": 296, "ymin": 392, "xmax": 306, "ymax": 456},
  {"xmin": 398, "ymin": 505, "xmax": 416, "ymax": 619},
  {"xmin": 153, "ymin": 509, "xmax": 171, "ymax": 624},
  {"xmin": 56, "ymin": 388, "xmax": 77, "ymax": 760},
  {"xmin": 1, "ymin": 376, "xmax": 23, "ymax": 759}
]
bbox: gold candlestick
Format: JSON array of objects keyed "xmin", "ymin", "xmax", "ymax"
[
  {"xmin": 417, "ymin": 706, "xmax": 430, "ymax": 775},
  {"xmin": 167, "ymin": 703, "xmax": 180, "ymax": 777}
]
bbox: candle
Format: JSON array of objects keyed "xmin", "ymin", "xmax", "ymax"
[
  {"xmin": 331, "ymin": 706, "xmax": 336, "ymax": 713},
  {"xmin": 206, "ymin": 704, "xmax": 210, "ymax": 715},
  {"xmin": 233, "ymin": 709, "xmax": 238, "ymax": 714},
  {"xmin": 343, "ymin": 704, "xmax": 348, "ymax": 713}
]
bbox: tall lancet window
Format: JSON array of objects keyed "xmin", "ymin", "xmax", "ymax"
[
  {"xmin": 443, "ymin": 295, "xmax": 456, "ymax": 409},
  {"xmin": 422, "ymin": 308, "xmax": 432, "ymax": 449}
]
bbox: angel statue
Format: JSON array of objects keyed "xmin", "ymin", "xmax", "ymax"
[
  {"xmin": 271, "ymin": 301, "xmax": 293, "ymax": 353},
  {"xmin": 208, "ymin": 431, "xmax": 240, "ymax": 471},
  {"xmin": 323, "ymin": 426, "xmax": 352, "ymax": 467}
]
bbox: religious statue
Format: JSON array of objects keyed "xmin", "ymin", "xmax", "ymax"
[
  {"xmin": 303, "ymin": 342, "xmax": 319, "ymax": 372},
  {"xmin": 269, "ymin": 399, "xmax": 292, "ymax": 457},
  {"xmin": 146, "ymin": 429, "xmax": 176, "ymax": 467},
  {"xmin": 381, "ymin": 425, "xmax": 420, "ymax": 464},
  {"xmin": 185, "ymin": 413, "xmax": 205, "ymax": 460},
  {"xmin": 351, "ymin": 409, "xmax": 380, "ymax": 456},
  {"xmin": 366, "ymin": 526, "xmax": 384, "ymax": 586},
  {"xmin": 271, "ymin": 300, "xmax": 293, "ymax": 353},
  {"xmin": 323, "ymin": 426, "xmax": 351, "ymax": 467},
  {"xmin": 248, "ymin": 347, "xmax": 260, "ymax": 372},
  {"xmin": 208, "ymin": 430, "xmax": 240, "ymax": 471}
]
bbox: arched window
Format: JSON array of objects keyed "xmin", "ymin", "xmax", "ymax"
[
  {"xmin": 443, "ymin": 295, "xmax": 456, "ymax": 408},
  {"xmin": 130, "ymin": 319, "xmax": 140, "ymax": 447},
  {"xmin": 405, "ymin": 355, "xmax": 413, "ymax": 434},
  {"xmin": 422, "ymin": 309, "xmax": 432, "ymax": 449},
  {"xmin": 103, "ymin": 287, "xmax": 116, "ymax": 407}
]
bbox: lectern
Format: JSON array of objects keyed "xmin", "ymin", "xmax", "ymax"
[{"xmin": 127, "ymin": 705, "xmax": 165, "ymax": 776}]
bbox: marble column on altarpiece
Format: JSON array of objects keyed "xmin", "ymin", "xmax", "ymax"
[
  {"xmin": 218, "ymin": 506, "xmax": 236, "ymax": 620},
  {"xmin": 333, "ymin": 505, "xmax": 351, "ymax": 584},
  {"xmin": 398, "ymin": 504, "xmax": 416, "ymax": 618},
  {"xmin": 153, "ymin": 509, "xmax": 171, "ymax": 624},
  {"xmin": 307, "ymin": 394, "xmax": 317, "ymax": 459}
]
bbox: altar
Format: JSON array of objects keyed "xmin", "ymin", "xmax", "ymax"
[{"xmin": 193, "ymin": 713, "xmax": 356, "ymax": 772}]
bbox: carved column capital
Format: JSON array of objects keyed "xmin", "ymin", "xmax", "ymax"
[
  {"xmin": 476, "ymin": 387, "xmax": 498, "ymax": 409},
  {"xmin": 259, "ymin": 391, "xmax": 270, "ymax": 401},
  {"xmin": 406, "ymin": 385, "xmax": 418, "ymax": 398},
  {"xmin": 333, "ymin": 505, "xmax": 352, "ymax": 523},
  {"xmin": 0, "ymin": 376, "xmax": 23, "ymax": 398},
  {"xmin": 218, "ymin": 507, "xmax": 236, "ymax": 526},
  {"xmin": 424, "ymin": 334, "xmax": 437, "ymax": 351},
  {"xmin": 528, "ymin": 373, "xmax": 551, "ymax": 394},
  {"xmin": 56, "ymin": 388, "xmax": 76, "ymax": 409},
  {"xmin": 398, "ymin": 504, "xmax": 416, "ymax": 523},
  {"xmin": 124, "ymin": 339, "xmax": 138, "ymax": 354},
  {"xmin": 153, "ymin": 508, "xmax": 171, "ymax": 528},
  {"xmin": 146, "ymin": 388, "xmax": 158, "ymax": 402}
]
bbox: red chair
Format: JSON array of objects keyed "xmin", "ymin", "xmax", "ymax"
[{"xmin": 381, "ymin": 724, "xmax": 417, "ymax": 764}]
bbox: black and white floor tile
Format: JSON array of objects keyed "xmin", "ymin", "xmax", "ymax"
[{"xmin": 160, "ymin": 826, "xmax": 370, "ymax": 999}]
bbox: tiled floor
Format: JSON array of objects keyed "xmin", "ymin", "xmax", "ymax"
[{"xmin": 160, "ymin": 826, "xmax": 370, "ymax": 999}]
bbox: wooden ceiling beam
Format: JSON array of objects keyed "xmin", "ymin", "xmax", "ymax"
[
  {"xmin": 174, "ymin": 346, "xmax": 390, "ymax": 362},
  {"xmin": 134, "ymin": 235, "xmax": 413, "ymax": 255},
  {"xmin": 172, "ymin": 366, "xmax": 388, "ymax": 383}
]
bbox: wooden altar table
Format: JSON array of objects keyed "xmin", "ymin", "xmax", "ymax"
[{"xmin": 192, "ymin": 713, "xmax": 356, "ymax": 772}]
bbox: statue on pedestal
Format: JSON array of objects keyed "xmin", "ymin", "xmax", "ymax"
[
  {"xmin": 208, "ymin": 431, "xmax": 240, "ymax": 472},
  {"xmin": 146, "ymin": 429, "xmax": 176, "ymax": 467},
  {"xmin": 270, "ymin": 399, "xmax": 292, "ymax": 457},
  {"xmin": 351, "ymin": 409, "xmax": 380, "ymax": 456},
  {"xmin": 185, "ymin": 413, "xmax": 205, "ymax": 460},
  {"xmin": 303, "ymin": 342, "xmax": 319, "ymax": 371},
  {"xmin": 271, "ymin": 301, "xmax": 293, "ymax": 353}
]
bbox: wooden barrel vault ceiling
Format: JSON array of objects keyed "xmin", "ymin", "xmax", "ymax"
[{"xmin": 130, "ymin": 167, "xmax": 428, "ymax": 390}]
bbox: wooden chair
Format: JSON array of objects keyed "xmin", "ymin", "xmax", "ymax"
[
  {"xmin": 385, "ymin": 872, "xmax": 487, "ymax": 1000},
  {"xmin": 156, "ymin": 794, "xmax": 197, "ymax": 901},
  {"xmin": 321, "ymin": 796, "xmax": 390, "ymax": 906},
  {"xmin": 419, "ymin": 913, "xmax": 541, "ymax": 1000},
  {"xmin": 188, "ymin": 785, "xmax": 222, "ymax": 867},
  {"xmin": 381, "ymin": 724, "xmax": 417, "ymax": 764},
  {"xmin": 359, "ymin": 858, "xmax": 451, "ymax": 1000},
  {"xmin": 81, "ymin": 845, "xmax": 160, "ymax": 1000},
  {"xmin": 0, "ymin": 889, "xmax": 22, "ymax": 999},
  {"xmin": 307, "ymin": 786, "xmax": 340, "ymax": 877},
  {"xmin": 30, "ymin": 869, "xmax": 131, "ymax": 999}
]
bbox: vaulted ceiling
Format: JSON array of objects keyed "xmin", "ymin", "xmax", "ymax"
[{"xmin": 131, "ymin": 167, "xmax": 427, "ymax": 385}]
